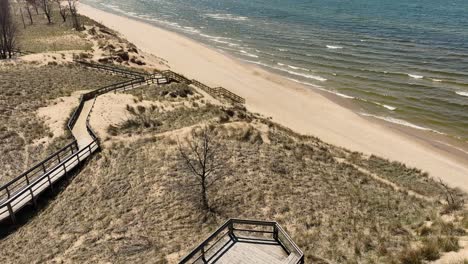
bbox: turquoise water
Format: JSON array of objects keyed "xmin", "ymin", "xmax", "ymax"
[{"xmin": 83, "ymin": 0, "xmax": 468, "ymax": 141}]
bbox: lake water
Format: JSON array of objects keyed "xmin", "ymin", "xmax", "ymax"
[{"xmin": 83, "ymin": 0, "xmax": 468, "ymax": 141}]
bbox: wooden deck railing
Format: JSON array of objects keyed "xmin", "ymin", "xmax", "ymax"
[
  {"xmin": 0, "ymin": 63, "xmax": 155, "ymax": 224},
  {"xmin": 74, "ymin": 60, "xmax": 147, "ymax": 79},
  {"xmin": 0, "ymin": 141, "xmax": 78, "ymax": 203},
  {"xmin": 162, "ymin": 71, "xmax": 246, "ymax": 104},
  {"xmin": 0, "ymin": 61, "xmax": 240, "ymax": 224},
  {"xmin": 179, "ymin": 219, "xmax": 304, "ymax": 264}
]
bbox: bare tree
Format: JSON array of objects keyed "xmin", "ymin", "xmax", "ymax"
[
  {"xmin": 29, "ymin": 0, "xmax": 39, "ymax": 14},
  {"xmin": 0, "ymin": 0, "xmax": 17, "ymax": 59},
  {"xmin": 55, "ymin": 0, "xmax": 67, "ymax": 22},
  {"xmin": 67, "ymin": 0, "xmax": 82, "ymax": 30},
  {"xmin": 19, "ymin": 7, "xmax": 26, "ymax": 29},
  {"xmin": 178, "ymin": 127, "xmax": 230, "ymax": 211},
  {"xmin": 24, "ymin": 0, "xmax": 34, "ymax": 25},
  {"xmin": 39, "ymin": 0, "xmax": 52, "ymax": 24}
]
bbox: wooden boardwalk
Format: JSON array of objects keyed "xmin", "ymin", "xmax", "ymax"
[
  {"xmin": 179, "ymin": 219, "xmax": 304, "ymax": 264},
  {"xmin": 0, "ymin": 62, "xmax": 168, "ymax": 224}
]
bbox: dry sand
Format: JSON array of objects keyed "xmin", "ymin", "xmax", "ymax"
[{"xmin": 79, "ymin": 4, "xmax": 468, "ymax": 192}]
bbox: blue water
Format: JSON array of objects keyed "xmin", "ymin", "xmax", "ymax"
[{"xmin": 83, "ymin": 0, "xmax": 468, "ymax": 141}]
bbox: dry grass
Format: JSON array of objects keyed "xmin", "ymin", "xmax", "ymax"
[
  {"xmin": 15, "ymin": 10, "xmax": 92, "ymax": 53},
  {"xmin": 0, "ymin": 9, "xmax": 466, "ymax": 264},
  {"xmin": 0, "ymin": 63, "xmax": 126, "ymax": 184},
  {"xmin": 0, "ymin": 98, "xmax": 466, "ymax": 263}
]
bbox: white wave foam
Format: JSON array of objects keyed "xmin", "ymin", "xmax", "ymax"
[
  {"xmin": 360, "ymin": 113, "xmax": 444, "ymax": 134},
  {"xmin": 284, "ymin": 69, "xmax": 327, "ymax": 82},
  {"xmin": 408, "ymin": 74, "xmax": 423, "ymax": 79},
  {"xmin": 242, "ymin": 60, "xmax": 326, "ymax": 81},
  {"xmin": 335, "ymin": 92, "xmax": 355, "ymax": 99},
  {"xmin": 240, "ymin": 50, "xmax": 259, "ymax": 58},
  {"xmin": 287, "ymin": 65, "xmax": 309, "ymax": 71},
  {"xmin": 286, "ymin": 78, "xmax": 322, "ymax": 88},
  {"xmin": 432, "ymin": 78, "xmax": 443, "ymax": 82},
  {"xmin": 372, "ymin": 101, "xmax": 397, "ymax": 111},
  {"xmin": 278, "ymin": 48, "xmax": 289, "ymax": 52},
  {"xmin": 277, "ymin": 63, "xmax": 285, "ymax": 66},
  {"xmin": 455, "ymin": 91, "xmax": 468, "ymax": 97},
  {"xmin": 383, "ymin": 105, "xmax": 397, "ymax": 111},
  {"xmin": 205, "ymin": 13, "xmax": 249, "ymax": 21},
  {"xmin": 286, "ymin": 78, "xmax": 354, "ymax": 99},
  {"xmin": 326, "ymin": 45, "xmax": 343, "ymax": 49}
]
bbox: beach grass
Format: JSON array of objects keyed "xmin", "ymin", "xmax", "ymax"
[
  {"xmin": 0, "ymin": 63, "xmax": 126, "ymax": 184},
  {"xmin": 15, "ymin": 10, "xmax": 92, "ymax": 53}
]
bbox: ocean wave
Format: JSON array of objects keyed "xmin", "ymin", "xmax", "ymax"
[
  {"xmin": 284, "ymin": 69, "xmax": 327, "ymax": 82},
  {"xmin": 456, "ymin": 91, "xmax": 468, "ymax": 97},
  {"xmin": 278, "ymin": 48, "xmax": 289, "ymax": 52},
  {"xmin": 205, "ymin": 13, "xmax": 249, "ymax": 21},
  {"xmin": 334, "ymin": 92, "xmax": 355, "ymax": 99},
  {"xmin": 240, "ymin": 50, "xmax": 259, "ymax": 58},
  {"xmin": 326, "ymin": 45, "xmax": 343, "ymax": 49},
  {"xmin": 408, "ymin": 74, "xmax": 424, "ymax": 79},
  {"xmin": 431, "ymin": 78, "xmax": 443, "ymax": 82},
  {"xmin": 242, "ymin": 60, "xmax": 326, "ymax": 81},
  {"xmin": 182, "ymin": 26, "xmax": 200, "ymax": 34},
  {"xmin": 286, "ymin": 78, "xmax": 322, "ymax": 88},
  {"xmin": 277, "ymin": 63, "xmax": 285, "ymax": 66},
  {"xmin": 287, "ymin": 65, "xmax": 310, "ymax": 71},
  {"xmin": 199, "ymin": 34, "xmax": 231, "ymax": 40},
  {"xmin": 371, "ymin": 101, "xmax": 397, "ymax": 111},
  {"xmin": 286, "ymin": 78, "xmax": 354, "ymax": 98},
  {"xmin": 360, "ymin": 113, "xmax": 444, "ymax": 134}
]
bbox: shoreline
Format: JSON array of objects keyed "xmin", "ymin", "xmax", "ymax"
[{"xmin": 78, "ymin": 3, "xmax": 468, "ymax": 192}]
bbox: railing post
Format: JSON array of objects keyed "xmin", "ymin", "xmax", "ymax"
[
  {"xmin": 201, "ymin": 246, "xmax": 208, "ymax": 264},
  {"xmin": 42, "ymin": 163, "xmax": 47, "ymax": 173},
  {"xmin": 228, "ymin": 220, "xmax": 236, "ymax": 242},
  {"xmin": 273, "ymin": 224, "xmax": 279, "ymax": 241},
  {"xmin": 7, "ymin": 203, "xmax": 16, "ymax": 224},
  {"xmin": 6, "ymin": 187, "xmax": 10, "ymax": 199},
  {"xmin": 29, "ymin": 186, "xmax": 37, "ymax": 207},
  {"xmin": 47, "ymin": 173, "xmax": 53, "ymax": 191}
]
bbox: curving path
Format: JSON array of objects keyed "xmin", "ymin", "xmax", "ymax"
[{"xmin": 0, "ymin": 62, "xmax": 168, "ymax": 223}]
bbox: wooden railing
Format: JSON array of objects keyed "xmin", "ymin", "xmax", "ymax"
[
  {"xmin": 0, "ymin": 61, "xmax": 241, "ymax": 224},
  {"xmin": 0, "ymin": 141, "xmax": 78, "ymax": 203},
  {"xmin": 0, "ymin": 65, "xmax": 152, "ymax": 223},
  {"xmin": 162, "ymin": 71, "xmax": 246, "ymax": 104},
  {"xmin": 74, "ymin": 60, "xmax": 147, "ymax": 79},
  {"xmin": 179, "ymin": 219, "xmax": 304, "ymax": 264}
]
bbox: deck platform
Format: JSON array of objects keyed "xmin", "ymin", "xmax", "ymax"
[{"xmin": 179, "ymin": 219, "xmax": 304, "ymax": 264}]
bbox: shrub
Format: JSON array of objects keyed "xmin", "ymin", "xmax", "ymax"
[{"xmin": 437, "ymin": 236, "xmax": 460, "ymax": 252}]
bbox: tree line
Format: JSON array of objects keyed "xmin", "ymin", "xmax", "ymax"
[
  {"xmin": 18, "ymin": 0, "xmax": 82, "ymax": 30},
  {"xmin": 0, "ymin": 0, "xmax": 81, "ymax": 59}
]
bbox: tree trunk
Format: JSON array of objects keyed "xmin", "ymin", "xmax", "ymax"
[
  {"xmin": 26, "ymin": 6, "xmax": 33, "ymax": 24},
  {"xmin": 20, "ymin": 8, "xmax": 26, "ymax": 29},
  {"xmin": 201, "ymin": 178, "xmax": 209, "ymax": 210},
  {"xmin": 59, "ymin": 6, "xmax": 66, "ymax": 22}
]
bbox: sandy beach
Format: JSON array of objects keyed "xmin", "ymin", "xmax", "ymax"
[{"xmin": 78, "ymin": 4, "xmax": 468, "ymax": 192}]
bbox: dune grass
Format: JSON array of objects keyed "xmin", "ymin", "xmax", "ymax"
[
  {"xmin": 15, "ymin": 10, "xmax": 92, "ymax": 53},
  {"xmin": 0, "ymin": 63, "xmax": 126, "ymax": 184}
]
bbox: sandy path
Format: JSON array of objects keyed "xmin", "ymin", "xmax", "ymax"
[
  {"xmin": 72, "ymin": 99, "xmax": 95, "ymax": 148},
  {"xmin": 79, "ymin": 4, "xmax": 468, "ymax": 192}
]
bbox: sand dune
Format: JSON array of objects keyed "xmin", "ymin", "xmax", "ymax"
[{"xmin": 79, "ymin": 4, "xmax": 468, "ymax": 192}]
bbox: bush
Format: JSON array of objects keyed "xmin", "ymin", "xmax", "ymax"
[{"xmin": 437, "ymin": 236, "xmax": 460, "ymax": 252}]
